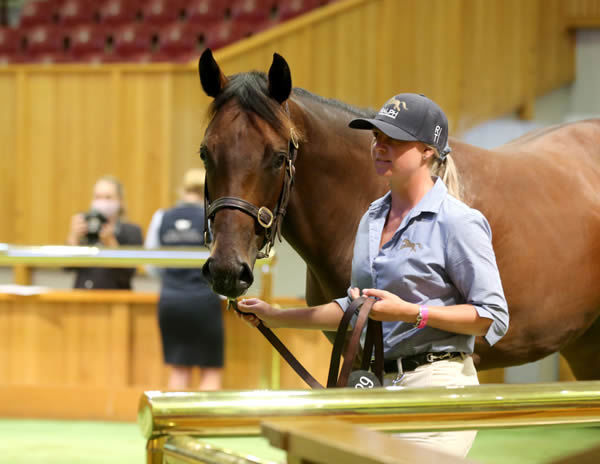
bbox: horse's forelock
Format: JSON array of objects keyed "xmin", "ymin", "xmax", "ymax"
[{"xmin": 207, "ymin": 71, "xmax": 297, "ymax": 141}]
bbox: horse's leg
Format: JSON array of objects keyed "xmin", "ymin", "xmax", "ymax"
[{"xmin": 559, "ymin": 314, "xmax": 600, "ymax": 380}]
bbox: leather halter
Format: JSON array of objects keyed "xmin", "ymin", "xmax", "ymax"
[{"xmin": 203, "ymin": 126, "xmax": 299, "ymax": 259}]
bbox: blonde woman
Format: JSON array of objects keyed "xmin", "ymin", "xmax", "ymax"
[
  {"xmin": 67, "ymin": 175, "xmax": 142, "ymax": 289},
  {"xmin": 145, "ymin": 169, "xmax": 224, "ymax": 391},
  {"xmin": 237, "ymin": 94, "xmax": 509, "ymax": 457}
]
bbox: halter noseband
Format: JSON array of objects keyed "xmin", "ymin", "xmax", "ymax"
[{"xmin": 203, "ymin": 126, "xmax": 299, "ymax": 259}]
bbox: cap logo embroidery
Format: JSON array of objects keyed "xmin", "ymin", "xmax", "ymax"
[
  {"xmin": 400, "ymin": 238, "xmax": 422, "ymax": 252},
  {"xmin": 433, "ymin": 125, "xmax": 442, "ymax": 144},
  {"xmin": 378, "ymin": 97, "xmax": 408, "ymax": 119}
]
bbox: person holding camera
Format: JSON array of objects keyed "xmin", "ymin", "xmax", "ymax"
[
  {"xmin": 67, "ymin": 175, "xmax": 143, "ymax": 289},
  {"xmin": 145, "ymin": 169, "xmax": 224, "ymax": 391}
]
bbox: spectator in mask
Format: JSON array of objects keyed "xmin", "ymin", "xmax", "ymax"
[{"xmin": 66, "ymin": 175, "xmax": 143, "ymax": 289}]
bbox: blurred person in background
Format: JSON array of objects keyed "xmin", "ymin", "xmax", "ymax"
[
  {"xmin": 145, "ymin": 169, "xmax": 224, "ymax": 390},
  {"xmin": 66, "ymin": 175, "xmax": 143, "ymax": 289}
]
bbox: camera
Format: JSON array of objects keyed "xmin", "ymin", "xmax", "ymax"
[{"xmin": 84, "ymin": 210, "xmax": 107, "ymax": 245}]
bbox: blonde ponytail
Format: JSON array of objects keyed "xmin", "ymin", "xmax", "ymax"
[{"xmin": 427, "ymin": 147, "xmax": 463, "ymax": 201}]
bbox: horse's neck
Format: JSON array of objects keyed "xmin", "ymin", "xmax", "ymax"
[{"xmin": 281, "ymin": 96, "xmax": 386, "ymax": 302}]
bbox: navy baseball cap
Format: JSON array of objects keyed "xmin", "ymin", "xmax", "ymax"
[{"xmin": 349, "ymin": 93, "xmax": 451, "ymax": 158}]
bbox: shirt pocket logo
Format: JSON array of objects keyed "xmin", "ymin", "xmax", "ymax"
[{"xmin": 400, "ymin": 238, "xmax": 422, "ymax": 252}]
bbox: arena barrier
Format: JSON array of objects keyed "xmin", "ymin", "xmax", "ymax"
[
  {"xmin": 139, "ymin": 382, "xmax": 600, "ymax": 463},
  {"xmin": 0, "ymin": 245, "xmax": 336, "ymax": 419},
  {"xmin": 0, "ymin": 244, "xmax": 266, "ymax": 268},
  {"xmin": 139, "ymin": 381, "xmax": 600, "ymax": 438}
]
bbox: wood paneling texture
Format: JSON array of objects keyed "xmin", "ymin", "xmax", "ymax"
[
  {"xmin": 565, "ymin": 0, "xmax": 600, "ymax": 26},
  {"xmin": 0, "ymin": 0, "xmax": 578, "ymax": 245},
  {"xmin": 0, "ymin": 291, "xmax": 335, "ymax": 420}
]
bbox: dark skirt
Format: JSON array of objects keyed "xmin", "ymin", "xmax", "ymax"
[{"xmin": 158, "ymin": 287, "xmax": 224, "ymax": 367}]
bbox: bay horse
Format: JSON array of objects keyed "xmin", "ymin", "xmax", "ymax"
[{"xmin": 198, "ymin": 49, "xmax": 600, "ymax": 380}]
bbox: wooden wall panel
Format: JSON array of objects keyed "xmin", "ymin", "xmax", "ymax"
[
  {"xmin": 117, "ymin": 70, "xmax": 172, "ymax": 230},
  {"xmin": 129, "ymin": 302, "xmax": 169, "ymax": 387},
  {"xmin": 0, "ymin": 291, "xmax": 345, "ymax": 420},
  {"xmin": 170, "ymin": 70, "xmax": 209, "ymax": 203},
  {"xmin": 0, "ymin": 74, "xmax": 17, "ymax": 243},
  {"xmin": 536, "ymin": 0, "xmax": 576, "ymax": 96},
  {"xmin": 565, "ymin": 0, "xmax": 600, "ymax": 24}
]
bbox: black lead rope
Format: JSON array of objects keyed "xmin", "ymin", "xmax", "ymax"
[
  {"xmin": 229, "ymin": 299, "xmax": 324, "ymax": 389},
  {"xmin": 229, "ymin": 297, "xmax": 383, "ymax": 390}
]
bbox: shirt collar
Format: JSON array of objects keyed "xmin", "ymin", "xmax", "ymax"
[{"xmin": 369, "ymin": 177, "xmax": 447, "ymax": 217}]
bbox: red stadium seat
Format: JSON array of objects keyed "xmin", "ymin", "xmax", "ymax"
[
  {"xmin": 230, "ymin": 0, "xmax": 275, "ymax": 23},
  {"xmin": 29, "ymin": 51, "xmax": 72, "ymax": 63},
  {"xmin": 0, "ymin": 28, "xmax": 27, "ymax": 64},
  {"xmin": 110, "ymin": 23, "xmax": 155, "ymax": 61},
  {"xmin": 19, "ymin": 0, "xmax": 60, "ymax": 27},
  {"xmin": 58, "ymin": 0, "xmax": 99, "ymax": 26},
  {"xmin": 203, "ymin": 18, "xmax": 256, "ymax": 50},
  {"xmin": 278, "ymin": 0, "xmax": 321, "ymax": 20},
  {"xmin": 0, "ymin": 27, "xmax": 21, "ymax": 54},
  {"xmin": 185, "ymin": 0, "xmax": 232, "ymax": 25},
  {"xmin": 142, "ymin": 0, "xmax": 187, "ymax": 25},
  {"xmin": 151, "ymin": 21, "xmax": 203, "ymax": 62},
  {"xmin": 25, "ymin": 25, "xmax": 65, "ymax": 55},
  {"xmin": 67, "ymin": 24, "xmax": 109, "ymax": 61},
  {"xmin": 98, "ymin": 0, "xmax": 142, "ymax": 26}
]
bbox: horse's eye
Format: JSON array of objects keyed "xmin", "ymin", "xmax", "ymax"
[
  {"xmin": 273, "ymin": 152, "xmax": 287, "ymax": 170},
  {"xmin": 199, "ymin": 146, "xmax": 208, "ymax": 162}
]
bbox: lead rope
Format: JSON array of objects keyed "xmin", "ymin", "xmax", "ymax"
[
  {"xmin": 229, "ymin": 296, "xmax": 383, "ymax": 390},
  {"xmin": 228, "ymin": 299, "xmax": 324, "ymax": 389}
]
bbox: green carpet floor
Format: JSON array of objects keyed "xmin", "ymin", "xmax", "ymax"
[{"xmin": 0, "ymin": 419, "xmax": 598, "ymax": 463}]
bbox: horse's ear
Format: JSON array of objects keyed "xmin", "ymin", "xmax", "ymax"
[
  {"xmin": 268, "ymin": 53, "xmax": 292, "ymax": 104},
  {"xmin": 199, "ymin": 48, "xmax": 228, "ymax": 98}
]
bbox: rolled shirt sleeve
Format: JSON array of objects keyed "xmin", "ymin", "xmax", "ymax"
[{"xmin": 445, "ymin": 212, "xmax": 509, "ymax": 346}]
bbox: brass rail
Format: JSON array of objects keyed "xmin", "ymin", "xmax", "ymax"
[{"xmin": 138, "ymin": 381, "xmax": 600, "ymax": 439}]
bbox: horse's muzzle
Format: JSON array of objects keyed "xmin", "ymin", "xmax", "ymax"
[{"xmin": 202, "ymin": 257, "xmax": 254, "ymax": 298}]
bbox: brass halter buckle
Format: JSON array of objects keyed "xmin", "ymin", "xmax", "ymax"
[
  {"xmin": 257, "ymin": 206, "xmax": 274, "ymax": 228},
  {"xmin": 290, "ymin": 127, "xmax": 299, "ymax": 150}
]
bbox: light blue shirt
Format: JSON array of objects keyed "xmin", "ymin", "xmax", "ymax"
[{"xmin": 334, "ymin": 178, "xmax": 509, "ymax": 359}]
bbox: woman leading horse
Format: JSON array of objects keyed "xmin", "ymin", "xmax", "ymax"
[{"xmin": 198, "ymin": 49, "xmax": 600, "ymax": 381}]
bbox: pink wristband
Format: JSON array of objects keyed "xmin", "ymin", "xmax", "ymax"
[{"xmin": 416, "ymin": 306, "xmax": 429, "ymax": 329}]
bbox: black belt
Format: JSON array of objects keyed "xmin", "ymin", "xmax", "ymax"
[{"xmin": 383, "ymin": 352, "xmax": 464, "ymax": 374}]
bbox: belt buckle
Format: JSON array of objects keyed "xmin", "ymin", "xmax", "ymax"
[{"xmin": 426, "ymin": 352, "xmax": 453, "ymax": 363}]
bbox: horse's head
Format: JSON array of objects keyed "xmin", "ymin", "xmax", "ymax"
[{"xmin": 198, "ymin": 49, "xmax": 299, "ymax": 298}]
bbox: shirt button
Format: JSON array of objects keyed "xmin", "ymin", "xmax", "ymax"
[{"xmin": 84, "ymin": 280, "xmax": 93, "ymax": 289}]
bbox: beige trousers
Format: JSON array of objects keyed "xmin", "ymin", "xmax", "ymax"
[{"xmin": 384, "ymin": 355, "xmax": 479, "ymax": 458}]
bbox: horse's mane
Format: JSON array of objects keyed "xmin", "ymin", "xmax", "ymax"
[
  {"xmin": 207, "ymin": 71, "xmax": 375, "ymax": 136},
  {"xmin": 292, "ymin": 87, "xmax": 376, "ymax": 119}
]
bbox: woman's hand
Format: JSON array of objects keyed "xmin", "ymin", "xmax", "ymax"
[
  {"xmin": 67, "ymin": 214, "xmax": 88, "ymax": 245},
  {"xmin": 99, "ymin": 222, "xmax": 119, "ymax": 248},
  {"xmin": 361, "ymin": 288, "xmax": 419, "ymax": 323},
  {"xmin": 237, "ymin": 298, "xmax": 282, "ymax": 328}
]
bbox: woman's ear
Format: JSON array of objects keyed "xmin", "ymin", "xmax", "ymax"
[{"xmin": 422, "ymin": 144, "xmax": 436, "ymax": 161}]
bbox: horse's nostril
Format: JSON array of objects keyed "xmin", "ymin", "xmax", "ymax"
[
  {"xmin": 202, "ymin": 258, "xmax": 213, "ymax": 283},
  {"xmin": 239, "ymin": 262, "xmax": 254, "ymax": 288}
]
